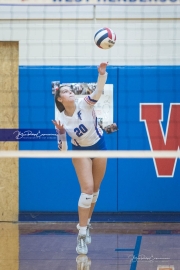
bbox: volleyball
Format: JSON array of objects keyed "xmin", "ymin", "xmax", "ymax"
[{"xmin": 94, "ymin": 27, "xmax": 116, "ymax": 49}]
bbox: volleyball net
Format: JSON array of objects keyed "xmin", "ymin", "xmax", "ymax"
[{"xmin": 0, "ymin": 1, "xmax": 180, "ymax": 223}]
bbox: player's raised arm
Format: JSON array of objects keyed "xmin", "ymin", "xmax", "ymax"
[{"xmin": 89, "ymin": 62, "xmax": 108, "ymax": 102}]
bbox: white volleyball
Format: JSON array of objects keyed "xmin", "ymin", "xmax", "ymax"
[{"xmin": 94, "ymin": 27, "xmax": 116, "ymax": 49}]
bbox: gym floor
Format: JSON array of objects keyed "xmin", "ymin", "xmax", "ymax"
[{"xmin": 1, "ymin": 222, "xmax": 180, "ymax": 270}]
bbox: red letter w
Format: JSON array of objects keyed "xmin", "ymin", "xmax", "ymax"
[{"xmin": 140, "ymin": 103, "xmax": 180, "ymax": 177}]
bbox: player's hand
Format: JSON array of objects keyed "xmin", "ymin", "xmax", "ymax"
[
  {"xmin": 52, "ymin": 120, "xmax": 66, "ymax": 134},
  {"xmin": 98, "ymin": 62, "xmax": 108, "ymax": 75}
]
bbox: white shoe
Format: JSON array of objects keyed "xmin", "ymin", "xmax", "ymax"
[
  {"xmin": 76, "ymin": 234, "xmax": 88, "ymax": 255},
  {"xmin": 76, "ymin": 255, "xmax": 91, "ymax": 270},
  {"xmin": 86, "ymin": 224, "xmax": 92, "ymax": 245}
]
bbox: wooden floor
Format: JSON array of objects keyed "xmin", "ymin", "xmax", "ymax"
[{"xmin": 1, "ymin": 222, "xmax": 180, "ymax": 270}]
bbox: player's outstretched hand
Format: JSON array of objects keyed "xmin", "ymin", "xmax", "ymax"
[
  {"xmin": 98, "ymin": 62, "xmax": 108, "ymax": 75},
  {"xmin": 52, "ymin": 120, "xmax": 66, "ymax": 134}
]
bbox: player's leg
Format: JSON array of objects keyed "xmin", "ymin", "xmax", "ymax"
[
  {"xmin": 72, "ymin": 157, "xmax": 94, "ymax": 226},
  {"xmin": 86, "ymin": 158, "xmax": 107, "ymax": 244},
  {"xmin": 72, "ymin": 157, "xmax": 94, "ymax": 254},
  {"xmin": 89, "ymin": 157, "xmax": 107, "ymax": 218}
]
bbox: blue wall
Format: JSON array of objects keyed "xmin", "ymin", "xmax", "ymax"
[{"xmin": 19, "ymin": 66, "xmax": 180, "ymax": 212}]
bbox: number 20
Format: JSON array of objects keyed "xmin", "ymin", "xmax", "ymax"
[{"xmin": 74, "ymin": 124, "xmax": 88, "ymax": 137}]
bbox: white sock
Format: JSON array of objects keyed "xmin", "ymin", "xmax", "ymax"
[
  {"xmin": 77, "ymin": 224, "xmax": 87, "ymax": 235},
  {"xmin": 87, "ymin": 218, "xmax": 91, "ymax": 225},
  {"xmin": 79, "ymin": 226, "xmax": 87, "ymax": 235}
]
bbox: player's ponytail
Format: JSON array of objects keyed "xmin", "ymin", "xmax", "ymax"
[{"xmin": 55, "ymin": 87, "xmax": 65, "ymax": 112}]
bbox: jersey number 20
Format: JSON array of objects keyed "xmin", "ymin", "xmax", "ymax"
[{"xmin": 74, "ymin": 124, "xmax": 88, "ymax": 137}]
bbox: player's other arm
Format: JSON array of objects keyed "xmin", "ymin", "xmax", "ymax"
[
  {"xmin": 52, "ymin": 120, "xmax": 68, "ymax": 151},
  {"xmin": 89, "ymin": 62, "xmax": 108, "ymax": 102}
]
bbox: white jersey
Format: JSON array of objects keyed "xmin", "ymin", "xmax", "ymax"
[
  {"xmin": 60, "ymin": 97, "xmax": 103, "ymax": 146},
  {"xmin": 56, "ymin": 72, "xmax": 107, "ymax": 149}
]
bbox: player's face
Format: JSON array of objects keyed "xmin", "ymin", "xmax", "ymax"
[{"xmin": 58, "ymin": 86, "xmax": 75, "ymax": 103}]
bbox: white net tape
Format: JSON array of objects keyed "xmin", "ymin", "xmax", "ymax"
[{"xmin": 0, "ymin": 150, "xmax": 180, "ymax": 158}]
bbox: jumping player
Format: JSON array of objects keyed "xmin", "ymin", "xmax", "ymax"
[{"xmin": 52, "ymin": 62, "xmax": 108, "ymax": 255}]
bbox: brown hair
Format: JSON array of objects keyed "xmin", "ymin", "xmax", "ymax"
[{"xmin": 54, "ymin": 85, "xmax": 70, "ymax": 113}]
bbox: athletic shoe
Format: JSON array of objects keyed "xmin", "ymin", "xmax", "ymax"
[
  {"xmin": 76, "ymin": 255, "xmax": 91, "ymax": 270},
  {"xmin": 76, "ymin": 234, "xmax": 88, "ymax": 255},
  {"xmin": 86, "ymin": 224, "xmax": 92, "ymax": 244}
]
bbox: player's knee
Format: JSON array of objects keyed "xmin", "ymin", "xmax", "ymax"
[
  {"xmin": 92, "ymin": 190, "xmax": 100, "ymax": 203},
  {"xmin": 82, "ymin": 184, "xmax": 94, "ymax": 195},
  {"xmin": 78, "ymin": 193, "xmax": 93, "ymax": 208}
]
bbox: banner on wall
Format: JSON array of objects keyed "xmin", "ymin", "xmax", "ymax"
[
  {"xmin": 53, "ymin": 82, "xmax": 117, "ymax": 133},
  {"xmin": 0, "ymin": 0, "xmax": 179, "ymax": 5}
]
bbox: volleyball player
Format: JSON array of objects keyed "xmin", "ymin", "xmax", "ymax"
[{"xmin": 52, "ymin": 62, "xmax": 108, "ymax": 255}]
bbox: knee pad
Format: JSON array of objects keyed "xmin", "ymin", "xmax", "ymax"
[
  {"xmin": 78, "ymin": 193, "xmax": 93, "ymax": 208},
  {"xmin": 92, "ymin": 190, "xmax": 100, "ymax": 203}
]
